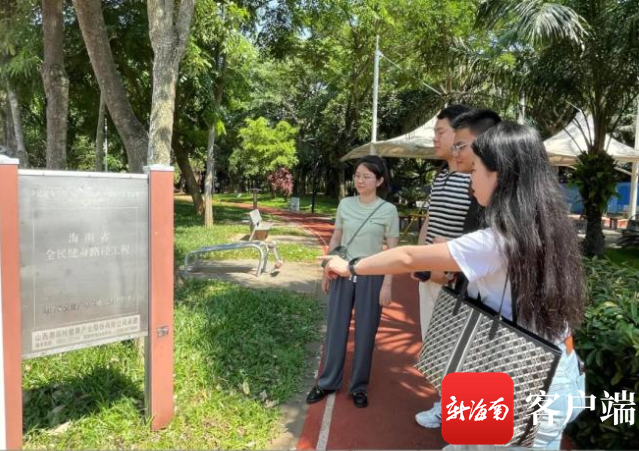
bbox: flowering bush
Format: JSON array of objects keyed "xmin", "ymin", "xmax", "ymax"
[{"xmin": 267, "ymin": 168, "xmax": 294, "ymax": 200}]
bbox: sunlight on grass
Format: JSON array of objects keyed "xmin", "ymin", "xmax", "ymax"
[
  {"xmin": 23, "ymin": 280, "xmax": 321, "ymax": 449},
  {"xmin": 174, "ymin": 199, "xmax": 322, "ymax": 265}
]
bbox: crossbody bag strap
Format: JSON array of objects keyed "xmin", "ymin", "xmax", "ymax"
[
  {"xmin": 345, "ymin": 200, "xmax": 387, "ymax": 247},
  {"xmin": 453, "ymin": 275, "xmax": 481, "ymax": 316},
  {"xmin": 496, "ymin": 274, "xmax": 510, "ymax": 319},
  {"xmin": 509, "ymin": 274, "xmax": 518, "ymax": 324}
]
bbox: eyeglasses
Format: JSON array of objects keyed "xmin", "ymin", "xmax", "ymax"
[
  {"xmin": 452, "ymin": 142, "xmax": 472, "ymax": 156},
  {"xmin": 353, "ymin": 173, "xmax": 376, "ymax": 182}
]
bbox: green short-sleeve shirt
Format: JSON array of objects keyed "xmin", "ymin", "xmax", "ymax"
[{"xmin": 334, "ymin": 196, "xmax": 400, "ymax": 259}]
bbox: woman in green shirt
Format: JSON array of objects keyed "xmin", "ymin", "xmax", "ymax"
[{"xmin": 306, "ymin": 155, "xmax": 399, "ymax": 408}]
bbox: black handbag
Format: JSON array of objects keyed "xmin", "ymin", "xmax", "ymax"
[
  {"xmin": 415, "ymin": 280, "xmax": 562, "ymax": 446},
  {"xmin": 322, "ymin": 200, "xmax": 386, "ymax": 267}
]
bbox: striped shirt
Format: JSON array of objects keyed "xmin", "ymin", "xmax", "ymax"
[{"xmin": 425, "ymin": 168, "xmax": 472, "ymax": 244}]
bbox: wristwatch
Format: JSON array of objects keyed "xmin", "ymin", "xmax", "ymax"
[
  {"xmin": 445, "ymin": 272, "xmax": 455, "ymax": 282},
  {"xmin": 348, "ymin": 257, "xmax": 361, "ymax": 280}
]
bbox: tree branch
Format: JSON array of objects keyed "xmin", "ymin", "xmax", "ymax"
[{"xmin": 176, "ymin": 0, "xmax": 195, "ymax": 50}]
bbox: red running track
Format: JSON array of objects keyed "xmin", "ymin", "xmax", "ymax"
[{"xmin": 297, "ymin": 273, "xmax": 447, "ymax": 450}]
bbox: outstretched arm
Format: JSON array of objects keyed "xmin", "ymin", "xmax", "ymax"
[{"xmin": 324, "ymin": 243, "xmax": 461, "ymax": 278}]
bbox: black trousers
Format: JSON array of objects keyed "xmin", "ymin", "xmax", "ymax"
[{"xmin": 318, "ymin": 275, "xmax": 384, "ymax": 393}]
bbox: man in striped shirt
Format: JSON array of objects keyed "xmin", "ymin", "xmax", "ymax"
[
  {"xmin": 414, "ymin": 108, "xmax": 502, "ymax": 430},
  {"xmin": 414, "ymin": 105, "xmax": 471, "ymax": 340}
]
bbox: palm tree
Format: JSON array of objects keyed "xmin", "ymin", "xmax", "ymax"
[{"xmin": 475, "ymin": 0, "xmax": 639, "ymax": 256}]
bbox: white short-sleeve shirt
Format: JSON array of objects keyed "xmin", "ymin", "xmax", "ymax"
[{"xmin": 447, "ymin": 228, "xmax": 513, "ymax": 320}]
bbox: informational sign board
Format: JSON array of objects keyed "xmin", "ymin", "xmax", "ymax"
[{"xmin": 18, "ymin": 172, "xmax": 149, "ymax": 358}]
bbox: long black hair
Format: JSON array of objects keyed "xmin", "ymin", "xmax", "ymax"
[
  {"xmin": 472, "ymin": 122, "xmax": 585, "ymax": 341},
  {"xmin": 354, "ymin": 155, "xmax": 390, "ymax": 196}
]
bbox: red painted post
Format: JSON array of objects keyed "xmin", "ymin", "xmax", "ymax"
[
  {"xmin": 0, "ymin": 157, "xmax": 22, "ymax": 449},
  {"xmin": 145, "ymin": 165, "xmax": 174, "ymax": 430}
]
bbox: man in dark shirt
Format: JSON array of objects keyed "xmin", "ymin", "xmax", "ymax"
[
  {"xmin": 415, "ymin": 108, "xmax": 502, "ymax": 429},
  {"xmin": 452, "ymin": 109, "xmax": 502, "ymax": 233}
]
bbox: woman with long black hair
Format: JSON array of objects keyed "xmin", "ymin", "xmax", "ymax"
[{"xmin": 322, "ymin": 122, "xmax": 586, "ymax": 448}]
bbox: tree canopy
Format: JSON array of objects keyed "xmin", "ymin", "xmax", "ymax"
[
  {"xmin": 1, "ymin": 0, "xmax": 638, "ymax": 255},
  {"xmin": 229, "ymin": 117, "xmax": 298, "ymax": 182}
]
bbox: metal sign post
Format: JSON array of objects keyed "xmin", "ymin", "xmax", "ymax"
[
  {"xmin": 0, "ymin": 157, "xmax": 22, "ymax": 449},
  {"xmin": 145, "ymin": 165, "xmax": 175, "ymax": 430}
]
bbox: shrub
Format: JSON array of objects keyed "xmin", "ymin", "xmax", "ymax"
[
  {"xmin": 568, "ymin": 257, "xmax": 639, "ymax": 449},
  {"xmin": 398, "ymin": 186, "xmax": 425, "ymax": 208},
  {"xmin": 267, "ymin": 167, "xmax": 293, "ymax": 200}
]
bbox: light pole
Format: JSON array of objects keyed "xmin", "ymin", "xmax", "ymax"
[{"xmin": 370, "ymin": 35, "xmax": 380, "ymax": 155}]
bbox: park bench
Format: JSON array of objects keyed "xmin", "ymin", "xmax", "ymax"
[
  {"xmin": 248, "ymin": 209, "xmax": 273, "ymax": 241},
  {"xmin": 184, "ymin": 209, "xmax": 283, "ymax": 277},
  {"xmin": 619, "ymin": 214, "xmax": 639, "ymax": 249}
]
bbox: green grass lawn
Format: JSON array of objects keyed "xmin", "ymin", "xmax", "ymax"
[
  {"xmin": 604, "ymin": 248, "xmax": 639, "ymax": 270},
  {"xmin": 215, "ymin": 192, "xmax": 339, "ymax": 216},
  {"xmin": 175, "ymin": 197, "xmax": 322, "ymax": 265},
  {"xmin": 23, "ymin": 280, "xmax": 321, "ymax": 449},
  {"xmin": 214, "ymin": 192, "xmax": 430, "ymax": 220}
]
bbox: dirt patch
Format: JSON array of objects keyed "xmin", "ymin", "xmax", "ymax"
[{"xmin": 179, "ymin": 259, "xmax": 323, "ymax": 297}]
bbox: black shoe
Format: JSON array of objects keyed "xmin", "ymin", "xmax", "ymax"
[
  {"xmin": 352, "ymin": 391, "xmax": 368, "ymax": 408},
  {"xmin": 306, "ymin": 385, "xmax": 334, "ymax": 404}
]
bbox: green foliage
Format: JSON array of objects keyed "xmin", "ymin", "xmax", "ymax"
[
  {"xmin": 605, "ymin": 249, "xmax": 639, "ymax": 270},
  {"xmin": 22, "ymin": 279, "xmax": 321, "ymax": 449},
  {"xmin": 569, "ymin": 257, "xmax": 639, "ymax": 449},
  {"xmin": 397, "ymin": 186, "xmax": 425, "ymax": 208},
  {"xmin": 571, "ymin": 152, "xmax": 618, "ymax": 214},
  {"xmin": 0, "ymin": 0, "xmax": 41, "ymax": 80},
  {"xmin": 69, "ymin": 135, "xmax": 96, "ymax": 171},
  {"xmin": 229, "ymin": 117, "xmax": 299, "ymax": 182}
]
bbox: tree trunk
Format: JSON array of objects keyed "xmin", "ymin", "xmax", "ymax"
[
  {"xmin": 583, "ymin": 207, "xmax": 605, "ymax": 256},
  {"xmin": 173, "ymin": 139, "xmax": 204, "ymax": 215},
  {"xmin": 2, "ymin": 95, "xmax": 15, "ymax": 151},
  {"xmin": 146, "ymin": 0, "xmax": 195, "ymax": 166},
  {"xmin": 94, "ymin": 92, "xmax": 106, "ymax": 171},
  {"xmin": 581, "ymin": 118, "xmax": 612, "ymax": 256},
  {"xmin": 6, "ymin": 81, "xmax": 28, "ymax": 166},
  {"xmin": 42, "ymin": 0, "xmax": 69, "ymax": 170},
  {"xmin": 204, "ymin": 126, "xmax": 216, "ymax": 227},
  {"xmin": 0, "ymin": 96, "xmax": 6, "ymax": 148},
  {"xmin": 203, "ymin": 49, "xmax": 226, "ymax": 227},
  {"xmin": 324, "ymin": 164, "xmax": 338, "ymax": 197},
  {"xmin": 297, "ymin": 169, "xmax": 306, "ymax": 196},
  {"xmin": 72, "ymin": 0, "xmax": 148, "ymax": 172}
]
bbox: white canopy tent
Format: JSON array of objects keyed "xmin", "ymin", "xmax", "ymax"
[
  {"xmin": 543, "ymin": 113, "xmax": 639, "ymax": 218},
  {"xmin": 341, "ymin": 111, "xmax": 639, "ymax": 218},
  {"xmin": 543, "ymin": 113, "xmax": 639, "ymax": 166},
  {"xmin": 340, "ymin": 115, "xmax": 438, "ymax": 161}
]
